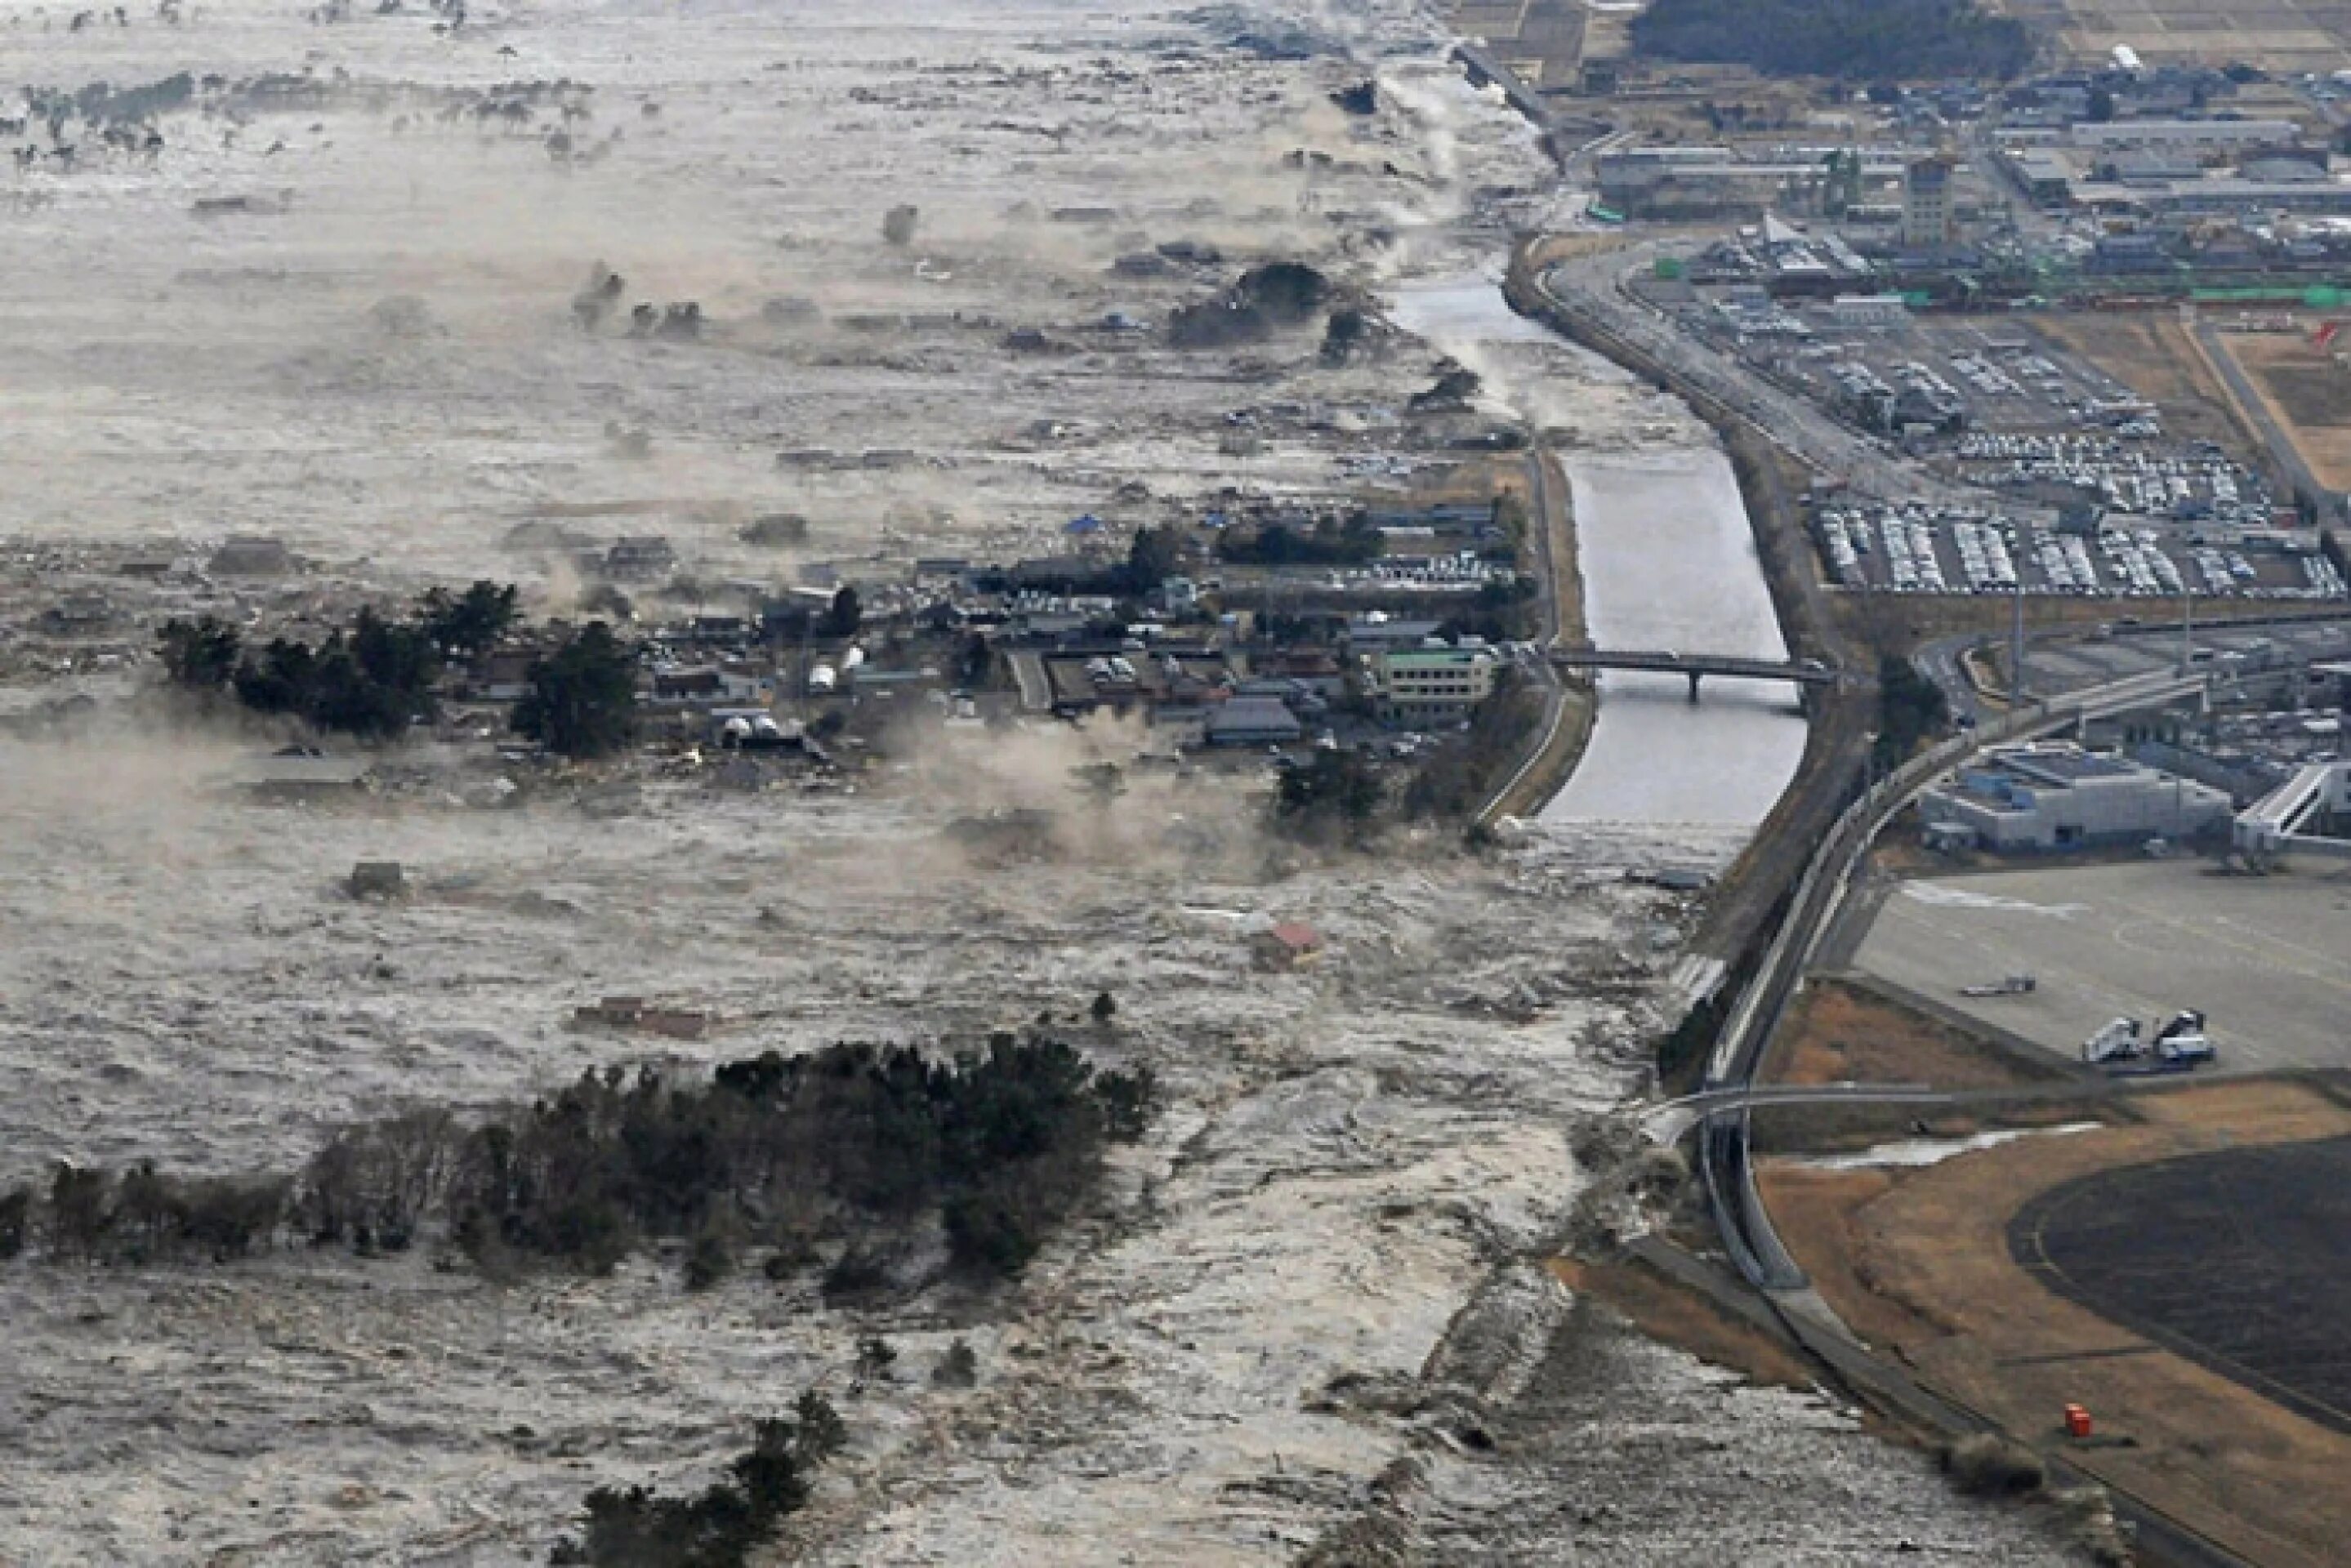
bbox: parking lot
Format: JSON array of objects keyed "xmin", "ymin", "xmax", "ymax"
[
  {"xmin": 1811, "ymin": 501, "xmax": 2344, "ymax": 599},
  {"xmin": 1853, "ymin": 860, "xmax": 2351, "ymax": 1076},
  {"xmin": 1724, "ymin": 307, "xmax": 2350, "ymax": 604}
]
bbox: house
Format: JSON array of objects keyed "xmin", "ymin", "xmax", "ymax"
[
  {"xmin": 570, "ymin": 996, "xmax": 714, "ymax": 1040},
  {"xmin": 225, "ymin": 747, "xmax": 373, "ymax": 796},
  {"xmin": 649, "ymin": 662, "xmax": 772, "ymax": 706},
  {"xmin": 1249, "ymin": 648, "xmax": 1347, "ymax": 698},
  {"xmin": 605, "ymin": 536, "xmax": 677, "ymax": 579},
  {"xmin": 209, "ymin": 535, "xmax": 294, "ymax": 576},
  {"xmin": 1341, "ymin": 615, "xmax": 1447, "ymax": 653},
  {"xmin": 464, "ymin": 648, "xmax": 541, "ymax": 702},
  {"xmin": 1203, "ymin": 694, "xmax": 1304, "ymax": 746},
  {"xmin": 40, "ymin": 595, "xmax": 114, "ymax": 633},
  {"xmin": 1252, "ymin": 921, "xmax": 1324, "ymax": 969}
]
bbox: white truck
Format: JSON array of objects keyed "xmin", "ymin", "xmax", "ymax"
[
  {"xmin": 2152, "ymin": 1009, "xmax": 2216, "ymax": 1066},
  {"xmin": 2081, "ymin": 1010, "xmax": 2217, "ymax": 1070},
  {"xmin": 2081, "ymin": 1017, "xmax": 2144, "ymax": 1065}
]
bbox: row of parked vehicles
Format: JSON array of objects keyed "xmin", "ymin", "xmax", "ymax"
[{"xmin": 2081, "ymin": 1009, "xmax": 2218, "ymax": 1071}]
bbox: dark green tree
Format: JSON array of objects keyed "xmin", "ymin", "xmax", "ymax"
[
  {"xmin": 789, "ymin": 1390, "xmax": 846, "ymax": 1463},
  {"xmin": 1275, "ymin": 749, "xmax": 1384, "ymax": 836},
  {"xmin": 513, "ymin": 622, "xmax": 639, "ymax": 759},
  {"xmin": 157, "ymin": 615, "xmax": 242, "ymax": 689},
  {"xmin": 1875, "ymin": 654, "xmax": 1951, "ymax": 769},
  {"xmin": 1121, "ymin": 524, "xmax": 1184, "ymax": 592},
  {"xmin": 820, "ymin": 585, "xmax": 862, "ymax": 639},
  {"xmin": 417, "ymin": 580, "xmax": 520, "ymax": 659},
  {"xmin": 932, "ymin": 1339, "xmax": 979, "ymax": 1388}
]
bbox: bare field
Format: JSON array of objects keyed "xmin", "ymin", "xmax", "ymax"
[
  {"xmin": 2034, "ymin": 314, "xmax": 2268, "ymax": 472},
  {"xmin": 1762, "ymin": 1078, "xmax": 2351, "ymax": 1568},
  {"xmin": 2216, "ymin": 330, "xmax": 2351, "ymax": 493},
  {"xmin": 1995, "ymin": 0, "xmax": 2351, "ymax": 69},
  {"xmin": 1772, "ymin": 976, "xmax": 2055, "ymax": 1092}
]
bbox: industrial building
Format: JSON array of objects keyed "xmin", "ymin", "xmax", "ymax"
[
  {"xmin": 2070, "ymin": 176, "xmax": 2351, "ymax": 218},
  {"xmin": 2068, "ymin": 118, "xmax": 2301, "ymax": 153},
  {"xmin": 1916, "ymin": 742, "xmax": 2232, "ymax": 851}
]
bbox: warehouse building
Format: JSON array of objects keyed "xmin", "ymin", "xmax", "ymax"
[{"xmin": 1916, "ymin": 742, "xmax": 2233, "ymax": 851}]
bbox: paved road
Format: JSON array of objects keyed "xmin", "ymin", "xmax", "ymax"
[
  {"xmin": 1913, "ymin": 632, "xmax": 1991, "ymax": 722},
  {"xmin": 2191, "ymin": 315, "xmax": 2340, "ymax": 522},
  {"xmin": 1532, "ymin": 247, "xmax": 1992, "ymax": 507},
  {"xmin": 1478, "ymin": 450, "xmax": 1573, "ymax": 822},
  {"xmin": 1642, "ymin": 1081, "xmax": 1948, "ymax": 1145}
]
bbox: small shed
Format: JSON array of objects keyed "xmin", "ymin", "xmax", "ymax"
[{"xmin": 1253, "ymin": 921, "xmax": 1326, "ymax": 969}]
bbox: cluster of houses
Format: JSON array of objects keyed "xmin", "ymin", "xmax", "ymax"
[{"xmin": 482, "ymin": 499, "xmax": 1526, "ymax": 758}]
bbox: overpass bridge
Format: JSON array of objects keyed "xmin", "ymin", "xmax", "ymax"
[
  {"xmin": 1546, "ymin": 647, "xmax": 1839, "ymax": 702},
  {"xmin": 2237, "ymin": 757, "xmax": 2351, "ymax": 861}
]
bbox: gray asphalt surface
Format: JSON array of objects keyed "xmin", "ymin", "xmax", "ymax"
[{"xmin": 1854, "ymin": 860, "xmax": 2351, "ymax": 1076}]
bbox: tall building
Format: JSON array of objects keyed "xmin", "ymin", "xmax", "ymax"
[{"xmin": 1902, "ymin": 154, "xmax": 1956, "ymax": 249}]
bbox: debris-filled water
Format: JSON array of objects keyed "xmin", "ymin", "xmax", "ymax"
[{"xmin": 0, "ymin": 2, "xmax": 2076, "ymax": 1563}]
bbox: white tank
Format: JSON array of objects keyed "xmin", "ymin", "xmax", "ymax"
[
  {"xmin": 841, "ymin": 645, "xmax": 866, "ymax": 671},
  {"xmin": 808, "ymin": 663, "xmax": 837, "ymax": 693}
]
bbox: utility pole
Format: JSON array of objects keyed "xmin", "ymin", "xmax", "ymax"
[
  {"xmin": 2178, "ymin": 583, "xmax": 2194, "ymax": 676},
  {"xmin": 2010, "ymin": 560, "xmax": 2026, "ymax": 709}
]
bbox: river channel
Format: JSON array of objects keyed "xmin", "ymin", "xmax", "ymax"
[{"xmin": 1387, "ymin": 271, "xmax": 1808, "ymax": 838}]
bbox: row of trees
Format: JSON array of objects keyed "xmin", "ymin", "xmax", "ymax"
[
  {"xmin": 159, "ymin": 584, "xmax": 641, "ymax": 757},
  {"xmin": 1629, "ymin": 0, "xmax": 2033, "ymax": 81},
  {"xmin": 2, "ymin": 1035, "xmax": 1155, "ymax": 1286},
  {"xmin": 1216, "ymin": 513, "xmax": 1384, "ymax": 568},
  {"xmin": 158, "ymin": 581, "xmax": 520, "ymax": 741},
  {"xmin": 1875, "ymin": 652, "xmax": 1951, "ymax": 770},
  {"xmin": 1274, "ymin": 749, "xmax": 1386, "ymax": 844}
]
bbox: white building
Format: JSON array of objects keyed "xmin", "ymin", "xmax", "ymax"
[
  {"xmin": 1362, "ymin": 644, "xmax": 1501, "ymax": 725},
  {"xmin": 2068, "ymin": 119, "xmax": 2299, "ymax": 151},
  {"xmin": 1918, "ymin": 742, "xmax": 2232, "ymax": 850},
  {"xmin": 1822, "ymin": 294, "xmax": 1911, "ymax": 328}
]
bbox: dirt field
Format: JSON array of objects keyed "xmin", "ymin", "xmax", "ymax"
[
  {"xmin": 1996, "ymin": 0, "xmax": 2351, "ymax": 71},
  {"xmin": 1771, "ymin": 977, "xmax": 2058, "ymax": 1093},
  {"xmin": 1762, "ymin": 1078, "xmax": 2351, "ymax": 1568},
  {"xmin": 2013, "ymin": 1132, "xmax": 2351, "ymax": 1434},
  {"xmin": 2035, "ymin": 314, "xmax": 2269, "ymax": 474},
  {"xmin": 1448, "ymin": 0, "xmax": 1587, "ymax": 91},
  {"xmin": 2217, "ymin": 331, "xmax": 2351, "ymax": 494}
]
